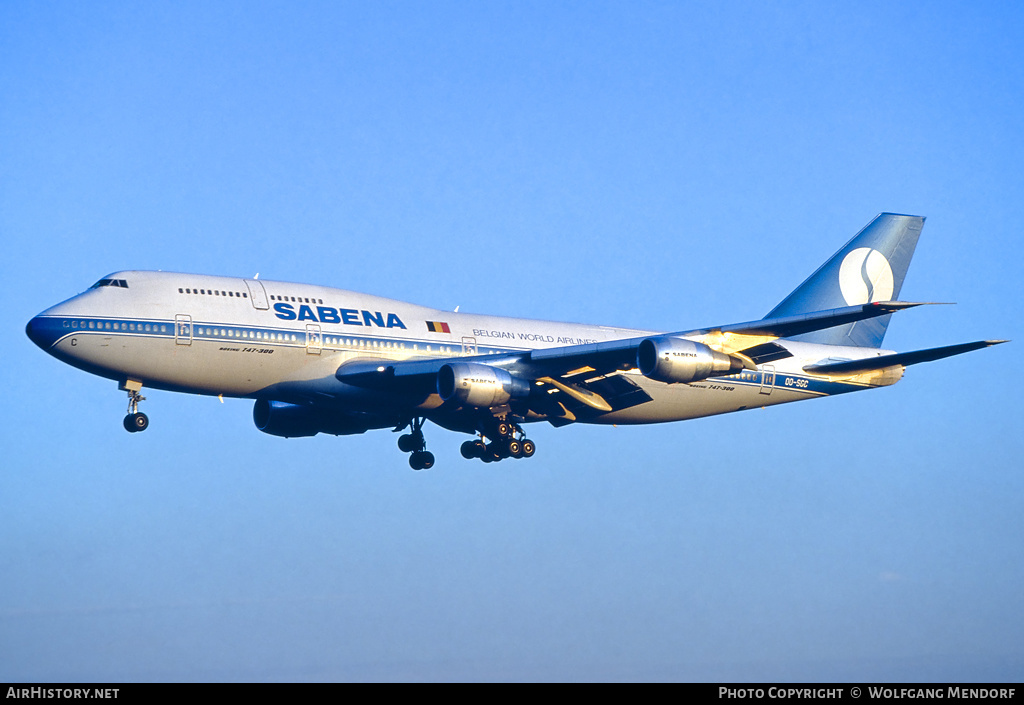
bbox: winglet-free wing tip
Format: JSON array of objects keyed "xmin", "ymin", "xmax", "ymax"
[{"xmin": 870, "ymin": 300, "xmax": 952, "ymax": 310}]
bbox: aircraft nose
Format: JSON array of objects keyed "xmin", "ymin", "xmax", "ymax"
[{"xmin": 26, "ymin": 315, "xmax": 57, "ymax": 350}]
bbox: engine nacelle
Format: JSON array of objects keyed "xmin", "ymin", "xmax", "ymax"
[
  {"xmin": 253, "ymin": 400, "xmax": 370, "ymax": 438},
  {"xmin": 637, "ymin": 337, "xmax": 744, "ymax": 384},
  {"xmin": 437, "ymin": 362, "xmax": 531, "ymax": 408}
]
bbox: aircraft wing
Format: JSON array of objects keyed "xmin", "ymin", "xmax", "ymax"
[
  {"xmin": 525, "ymin": 300, "xmax": 929, "ymax": 372},
  {"xmin": 336, "ymin": 300, "xmax": 931, "ymax": 423}
]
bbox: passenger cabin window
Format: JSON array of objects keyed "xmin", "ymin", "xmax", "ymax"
[{"xmin": 179, "ymin": 287, "xmax": 244, "ymax": 297}]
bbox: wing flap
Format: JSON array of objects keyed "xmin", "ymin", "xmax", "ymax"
[
  {"xmin": 534, "ymin": 372, "xmax": 653, "ymax": 424},
  {"xmin": 734, "ymin": 341, "xmax": 794, "ymax": 365}
]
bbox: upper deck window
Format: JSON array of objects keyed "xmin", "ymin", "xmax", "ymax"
[{"xmin": 179, "ymin": 287, "xmax": 246, "ymax": 298}]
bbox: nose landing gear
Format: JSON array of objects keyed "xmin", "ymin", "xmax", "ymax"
[{"xmin": 120, "ymin": 380, "xmax": 149, "ymax": 433}]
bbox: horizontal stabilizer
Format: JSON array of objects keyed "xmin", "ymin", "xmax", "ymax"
[{"xmin": 803, "ymin": 340, "xmax": 1008, "ymax": 375}]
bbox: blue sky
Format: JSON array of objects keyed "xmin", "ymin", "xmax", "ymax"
[{"xmin": 2, "ymin": 1, "xmax": 1022, "ymax": 681}]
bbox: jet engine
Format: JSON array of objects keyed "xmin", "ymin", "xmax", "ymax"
[
  {"xmin": 252, "ymin": 399, "xmax": 370, "ymax": 438},
  {"xmin": 637, "ymin": 337, "xmax": 745, "ymax": 384},
  {"xmin": 437, "ymin": 362, "xmax": 531, "ymax": 408}
]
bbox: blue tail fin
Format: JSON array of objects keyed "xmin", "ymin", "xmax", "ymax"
[{"xmin": 765, "ymin": 213, "xmax": 925, "ymax": 347}]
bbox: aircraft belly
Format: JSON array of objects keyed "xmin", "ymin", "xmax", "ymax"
[
  {"xmin": 590, "ymin": 375, "xmax": 815, "ymax": 424},
  {"xmin": 52, "ymin": 334, "xmax": 344, "ymax": 397}
]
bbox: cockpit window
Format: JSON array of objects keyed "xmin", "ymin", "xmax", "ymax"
[{"xmin": 90, "ymin": 278, "xmax": 129, "ymax": 289}]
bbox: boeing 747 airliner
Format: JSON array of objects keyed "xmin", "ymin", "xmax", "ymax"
[{"xmin": 26, "ymin": 214, "xmax": 1004, "ymax": 469}]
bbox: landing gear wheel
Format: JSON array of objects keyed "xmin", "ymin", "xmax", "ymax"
[
  {"xmin": 122, "ymin": 383, "xmax": 148, "ymax": 433},
  {"xmin": 521, "ymin": 439, "xmax": 536, "ymax": 458},
  {"xmin": 400, "ymin": 418, "xmax": 433, "ymax": 469},
  {"xmin": 482, "ymin": 443, "xmax": 505, "ymax": 462},
  {"xmin": 409, "ymin": 450, "xmax": 435, "ymax": 470},
  {"xmin": 123, "ymin": 412, "xmax": 149, "ymax": 433},
  {"xmin": 398, "ymin": 433, "xmax": 421, "ymax": 453},
  {"xmin": 461, "ymin": 440, "xmax": 480, "ymax": 459},
  {"xmin": 496, "ymin": 421, "xmax": 513, "ymax": 438},
  {"xmin": 507, "ymin": 438, "xmax": 523, "ymax": 458}
]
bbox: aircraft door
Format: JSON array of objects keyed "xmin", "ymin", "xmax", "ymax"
[
  {"xmin": 461, "ymin": 336, "xmax": 477, "ymax": 356},
  {"xmin": 244, "ymin": 280, "xmax": 269, "ymax": 310},
  {"xmin": 175, "ymin": 314, "xmax": 192, "ymax": 346},
  {"xmin": 306, "ymin": 324, "xmax": 322, "ymax": 355},
  {"xmin": 759, "ymin": 364, "xmax": 775, "ymax": 395}
]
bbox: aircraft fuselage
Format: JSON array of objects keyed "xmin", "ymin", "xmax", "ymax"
[{"xmin": 27, "ymin": 270, "xmax": 899, "ymax": 429}]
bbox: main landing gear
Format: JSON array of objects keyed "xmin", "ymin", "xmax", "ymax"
[
  {"xmin": 397, "ymin": 417, "xmax": 434, "ymax": 470},
  {"xmin": 459, "ymin": 419, "xmax": 536, "ymax": 464},
  {"xmin": 397, "ymin": 416, "xmax": 537, "ymax": 470},
  {"xmin": 121, "ymin": 380, "xmax": 149, "ymax": 433}
]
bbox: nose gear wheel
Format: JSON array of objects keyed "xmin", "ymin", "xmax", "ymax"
[{"xmin": 122, "ymin": 385, "xmax": 149, "ymax": 433}]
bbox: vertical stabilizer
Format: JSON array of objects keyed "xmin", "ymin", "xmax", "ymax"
[{"xmin": 765, "ymin": 213, "xmax": 924, "ymax": 347}]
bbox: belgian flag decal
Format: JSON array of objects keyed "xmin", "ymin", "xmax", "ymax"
[{"xmin": 425, "ymin": 321, "xmax": 451, "ymax": 333}]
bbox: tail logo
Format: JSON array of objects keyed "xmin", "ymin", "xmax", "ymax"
[{"xmin": 839, "ymin": 248, "xmax": 894, "ymax": 305}]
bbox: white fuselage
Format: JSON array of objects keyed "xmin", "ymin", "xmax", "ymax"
[{"xmin": 27, "ymin": 271, "xmax": 902, "ymax": 428}]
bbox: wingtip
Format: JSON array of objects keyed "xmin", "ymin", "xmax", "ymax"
[
  {"xmin": 871, "ymin": 301, "xmax": 958, "ymax": 311},
  {"xmin": 870, "ymin": 300, "xmax": 926, "ymax": 310}
]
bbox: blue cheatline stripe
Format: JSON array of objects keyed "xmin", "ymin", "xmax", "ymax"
[{"xmin": 691, "ymin": 371, "xmax": 876, "ymax": 397}]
